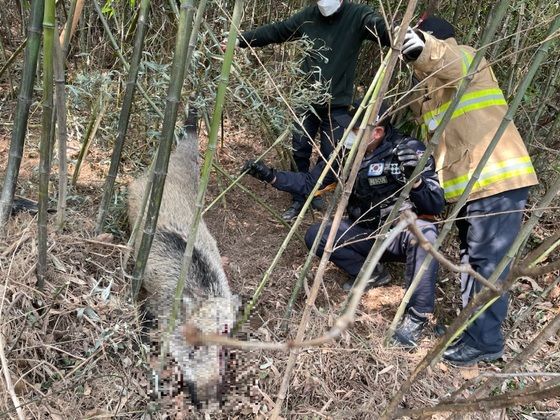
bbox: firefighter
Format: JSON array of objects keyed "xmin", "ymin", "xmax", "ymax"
[
  {"xmin": 228, "ymin": 0, "xmax": 391, "ymax": 221},
  {"xmin": 242, "ymin": 105, "xmax": 445, "ymax": 347},
  {"xmin": 400, "ymin": 16, "xmax": 538, "ymax": 365}
]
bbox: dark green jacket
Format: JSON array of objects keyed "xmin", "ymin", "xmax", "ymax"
[{"xmin": 239, "ymin": 1, "xmax": 390, "ymax": 107}]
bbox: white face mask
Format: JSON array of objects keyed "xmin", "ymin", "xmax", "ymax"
[
  {"xmin": 317, "ymin": 0, "xmax": 341, "ymax": 17},
  {"xmin": 344, "ymin": 131, "xmax": 358, "ymax": 150}
]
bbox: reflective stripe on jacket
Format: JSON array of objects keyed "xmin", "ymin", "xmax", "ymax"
[{"xmin": 410, "ymin": 34, "xmax": 538, "ymax": 202}]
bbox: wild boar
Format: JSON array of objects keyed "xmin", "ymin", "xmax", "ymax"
[{"xmin": 127, "ymin": 110, "xmax": 238, "ymax": 404}]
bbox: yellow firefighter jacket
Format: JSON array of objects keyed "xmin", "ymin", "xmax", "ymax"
[{"xmin": 409, "ymin": 33, "xmax": 538, "ymax": 202}]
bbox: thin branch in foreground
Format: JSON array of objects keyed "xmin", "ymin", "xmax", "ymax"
[
  {"xmin": 0, "ymin": 333, "xmax": 25, "ymax": 420},
  {"xmin": 407, "ymin": 221, "xmax": 500, "ymax": 292},
  {"xmin": 396, "ymin": 382, "xmax": 560, "ymax": 418}
]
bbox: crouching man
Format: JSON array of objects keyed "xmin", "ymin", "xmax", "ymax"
[{"xmin": 243, "ymin": 105, "xmax": 445, "ymax": 347}]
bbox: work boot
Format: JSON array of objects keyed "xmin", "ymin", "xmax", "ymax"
[
  {"xmin": 392, "ymin": 307, "xmax": 428, "ymax": 348},
  {"xmin": 443, "ymin": 341, "xmax": 503, "ymax": 366},
  {"xmin": 342, "ymin": 263, "xmax": 391, "ymax": 292},
  {"xmin": 311, "ymin": 196, "xmax": 327, "ymax": 212},
  {"xmin": 281, "ymin": 201, "xmax": 304, "ymax": 221}
]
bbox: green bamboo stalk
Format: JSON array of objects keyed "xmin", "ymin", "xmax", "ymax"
[
  {"xmin": 380, "ymin": 13, "xmax": 560, "ymax": 420},
  {"xmin": 163, "ymin": 0, "xmax": 244, "ymax": 357},
  {"xmin": 53, "ymin": 33, "xmax": 68, "ymax": 230},
  {"xmin": 0, "ymin": 0, "xmax": 44, "ymax": 234},
  {"xmin": 71, "ymin": 97, "xmax": 108, "ymax": 185},
  {"xmin": 131, "ymin": 0, "xmax": 196, "ymax": 300},
  {"xmin": 0, "ymin": 38, "xmax": 27, "ymax": 82},
  {"xmin": 281, "ymin": 78, "xmax": 379, "ymax": 327},
  {"xmin": 37, "ymin": 0, "xmax": 56, "ymax": 289},
  {"xmin": 95, "ymin": 0, "xmax": 152, "ymax": 234},
  {"xmin": 92, "ymin": 0, "xmax": 164, "ymax": 119},
  {"xmin": 61, "ymin": 0, "xmax": 78, "ymax": 53},
  {"xmin": 384, "ymin": 0, "xmax": 513, "ymax": 342},
  {"xmin": 507, "ymin": 2, "xmax": 525, "ymax": 96},
  {"xmin": 185, "ymin": 0, "xmax": 207, "ymax": 67},
  {"xmin": 235, "ymin": 75, "xmax": 378, "ymax": 331}
]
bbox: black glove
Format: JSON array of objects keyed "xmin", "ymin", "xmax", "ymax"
[
  {"xmin": 242, "ymin": 160, "xmax": 275, "ymax": 183},
  {"xmin": 395, "ymin": 144, "xmax": 420, "ymax": 179}
]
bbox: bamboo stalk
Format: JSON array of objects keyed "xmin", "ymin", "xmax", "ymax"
[
  {"xmin": 0, "ymin": 0, "xmax": 44, "ymax": 234},
  {"xmin": 185, "ymin": 0, "xmax": 207, "ymax": 67},
  {"xmin": 0, "ymin": 37, "xmax": 15, "ymax": 94},
  {"xmin": 95, "ymin": 0, "xmax": 152, "ymax": 234},
  {"xmin": 60, "ymin": 0, "xmax": 81, "ymax": 53},
  {"xmin": 507, "ymin": 2, "xmax": 525, "ymax": 96},
  {"xmin": 162, "ymin": 0, "xmax": 244, "ymax": 360},
  {"xmin": 71, "ymin": 97, "xmax": 108, "ymax": 185},
  {"xmin": 0, "ymin": 38, "xmax": 27, "ymax": 81},
  {"xmin": 130, "ymin": 0, "xmax": 196, "ymax": 300},
  {"xmin": 234, "ymin": 76, "xmax": 378, "ymax": 331},
  {"xmin": 53, "ymin": 32, "xmax": 68, "ymax": 230},
  {"xmin": 37, "ymin": 0, "xmax": 56, "ymax": 289},
  {"xmin": 384, "ymin": 0, "xmax": 513, "ymax": 343},
  {"xmin": 270, "ymin": 3, "xmax": 418, "ymax": 414}
]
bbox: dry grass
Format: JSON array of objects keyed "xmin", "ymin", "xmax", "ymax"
[{"xmin": 1, "ymin": 119, "xmax": 559, "ymax": 419}]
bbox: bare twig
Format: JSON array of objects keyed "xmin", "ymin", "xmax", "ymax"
[
  {"xmin": 0, "ymin": 333, "xmax": 25, "ymax": 420},
  {"xmin": 407, "ymin": 221, "xmax": 500, "ymax": 292},
  {"xmin": 396, "ymin": 382, "xmax": 560, "ymax": 417}
]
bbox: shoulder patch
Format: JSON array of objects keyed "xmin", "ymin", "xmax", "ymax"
[{"xmin": 368, "ymin": 162, "xmax": 384, "ymax": 176}]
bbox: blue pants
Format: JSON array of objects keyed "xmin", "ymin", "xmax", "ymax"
[
  {"xmin": 305, "ymin": 218, "xmax": 439, "ymax": 313},
  {"xmin": 291, "ymin": 107, "xmax": 346, "ymax": 202},
  {"xmin": 457, "ymin": 187, "xmax": 529, "ymax": 352}
]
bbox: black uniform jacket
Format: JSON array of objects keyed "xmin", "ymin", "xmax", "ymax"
[
  {"xmin": 238, "ymin": 1, "xmax": 390, "ymax": 107},
  {"xmin": 273, "ymin": 127, "xmax": 445, "ymax": 228}
]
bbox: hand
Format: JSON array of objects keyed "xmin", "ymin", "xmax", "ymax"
[
  {"xmin": 241, "ymin": 160, "xmax": 275, "ymax": 183},
  {"xmin": 220, "ymin": 34, "xmax": 240, "ymax": 52},
  {"xmin": 402, "ymin": 27, "xmax": 425, "ymax": 59},
  {"xmin": 395, "ymin": 144, "xmax": 420, "ymax": 179}
]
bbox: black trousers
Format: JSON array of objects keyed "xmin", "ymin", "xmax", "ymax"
[
  {"xmin": 305, "ymin": 218, "xmax": 439, "ymax": 313},
  {"xmin": 457, "ymin": 187, "xmax": 529, "ymax": 352},
  {"xmin": 291, "ymin": 107, "xmax": 346, "ymax": 202}
]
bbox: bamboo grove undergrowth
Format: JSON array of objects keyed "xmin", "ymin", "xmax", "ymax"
[{"xmin": 0, "ymin": 0, "xmax": 559, "ymax": 417}]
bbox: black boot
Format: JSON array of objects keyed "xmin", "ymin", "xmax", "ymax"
[
  {"xmin": 392, "ymin": 307, "xmax": 428, "ymax": 348},
  {"xmin": 443, "ymin": 341, "xmax": 503, "ymax": 366},
  {"xmin": 282, "ymin": 201, "xmax": 304, "ymax": 221},
  {"xmin": 342, "ymin": 263, "xmax": 391, "ymax": 291}
]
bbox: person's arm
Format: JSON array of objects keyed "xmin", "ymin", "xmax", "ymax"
[
  {"xmin": 411, "ymin": 33, "xmax": 475, "ymax": 84},
  {"xmin": 238, "ymin": 9, "xmax": 307, "ymax": 48},
  {"xmin": 361, "ymin": 7, "xmax": 391, "ymax": 47},
  {"xmin": 397, "ymin": 138, "xmax": 445, "ymax": 215},
  {"xmin": 272, "ymin": 160, "xmax": 338, "ymax": 197}
]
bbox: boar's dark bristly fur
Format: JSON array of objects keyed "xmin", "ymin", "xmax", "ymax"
[{"xmin": 128, "ymin": 112, "xmax": 238, "ymax": 404}]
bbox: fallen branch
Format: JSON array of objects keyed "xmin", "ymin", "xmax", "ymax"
[
  {"xmin": 407, "ymin": 221, "xmax": 500, "ymax": 292},
  {"xmin": 0, "ymin": 333, "xmax": 25, "ymax": 420},
  {"xmin": 396, "ymin": 381, "xmax": 560, "ymax": 417}
]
